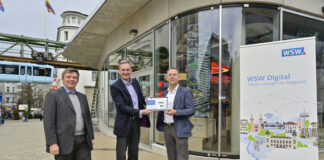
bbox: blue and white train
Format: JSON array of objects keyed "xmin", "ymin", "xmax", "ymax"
[{"xmin": 0, "ymin": 61, "xmax": 54, "ymax": 83}]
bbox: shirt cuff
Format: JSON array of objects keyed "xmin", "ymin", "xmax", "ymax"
[{"xmin": 139, "ymin": 110, "xmax": 142, "ymax": 118}]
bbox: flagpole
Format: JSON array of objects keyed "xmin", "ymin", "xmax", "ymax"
[{"xmin": 44, "ymin": 0, "xmax": 47, "ymax": 39}]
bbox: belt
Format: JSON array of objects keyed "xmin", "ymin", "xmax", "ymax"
[
  {"xmin": 164, "ymin": 123, "xmax": 174, "ymax": 127},
  {"xmin": 130, "ymin": 116, "xmax": 139, "ymax": 120}
]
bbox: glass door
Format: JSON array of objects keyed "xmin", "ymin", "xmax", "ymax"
[{"xmin": 132, "ymin": 68, "xmax": 153, "ymax": 149}]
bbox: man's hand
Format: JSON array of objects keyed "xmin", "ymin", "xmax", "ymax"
[
  {"xmin": 165, "ymin": 109, "xmax": 176, "ymax": 115},
  {"xmin": 141, "ymin": 109, "xmax": 153, "ymax": 115},
  {"xmin": 92, "ymin": 139, "xmax": 95, "ymax": 146},
  {"xmin": 49, "ymin": 144, "xmax": 59, "ymax": 155}
]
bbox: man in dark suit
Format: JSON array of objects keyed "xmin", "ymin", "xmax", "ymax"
[
  {"xmin": 43, "ymin": 68, "xmax": 94, "ymax": 160},
  {"xmin": 110, "ymin": 60, "xmax": 152, "ymax": 160},
  {"xmin": 156, "ymin": 68, "xmax": 195, "ymax": 160}
]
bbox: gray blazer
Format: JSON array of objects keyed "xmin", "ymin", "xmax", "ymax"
[
  {"xmin": 156, "ymin": 86, "xmax": 195, "ymax": 137},
  {"xmin": 43, "ymin": 87, "xmax": 94, "ymax": 155}
]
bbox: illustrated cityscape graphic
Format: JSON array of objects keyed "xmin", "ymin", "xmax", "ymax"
[{"xmin": 240, "ymin": 108, "xmax": 318, "ymax": 159}]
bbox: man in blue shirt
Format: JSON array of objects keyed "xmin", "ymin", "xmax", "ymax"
[
  {"xmin": 110, "ymin": 60, "xmax": 152, "ymax": 160},
  {"xmin": 44, "ymin": 68, "xmax": 94, "ymax": 160}
]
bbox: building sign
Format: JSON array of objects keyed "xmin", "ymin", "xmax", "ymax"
[{"xmin": 240, "ymin": 37, "xmax": 318, "ymax": 160}]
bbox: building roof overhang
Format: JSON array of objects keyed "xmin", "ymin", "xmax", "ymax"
[{"xmin": 62, "ymin": 0, "xmax": 150, "ymax": 70}]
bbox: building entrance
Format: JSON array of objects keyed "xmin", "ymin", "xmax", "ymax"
[{"xmin": 132, "ymin": 67, "xmax": 154, "ymax": 150}]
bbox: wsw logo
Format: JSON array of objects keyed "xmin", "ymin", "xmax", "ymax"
[{"xmin": 282, "ymin": 47, "xmax": 306, "ymax": 57}]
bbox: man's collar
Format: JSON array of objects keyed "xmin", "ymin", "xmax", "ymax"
[
  {"xmin": 63, "ymin": 86, "xmax": 77, "ymax": 94},
  {"xmin": 168, "ymin": 84, "xmax": 179, "ymax": 92},
  {"xmin": 121, "ymin": 78, "xmax": 132, "ymax": 85}
]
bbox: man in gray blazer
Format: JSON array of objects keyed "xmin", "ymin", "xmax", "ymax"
[
  {"xmin": 43, "ymin": 68, "xmax": 94, "ymax": 160},
  {"xmin": 156, "ymin": 68, "xmax": 195, "ymax": 160}
]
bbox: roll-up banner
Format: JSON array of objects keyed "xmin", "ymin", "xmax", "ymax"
[{"xmin": 240, "ymin": 37, "xmax": 318, "ymax": 160}]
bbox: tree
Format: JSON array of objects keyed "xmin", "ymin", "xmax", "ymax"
[
  {"xmin": 248, "ymin": 123, "xmax": 252, "ymax": 133},
  {"xmin": 18, "ymin": 83, "xmax": 34, "ymax": 115},
  {"xmin": 33, "ymin": 89, "xmax": 44, "ymax": 109},
  {"xmin": 305, "ymin": 120, "xmax": 310, "ymax": 137},
  {"xmin": 305, "ymin": 120, "xmax": 310, "ymax": 128},
  {"xmin": 18, "ymin": 83, "xmax": 45, "ymax": 115}
]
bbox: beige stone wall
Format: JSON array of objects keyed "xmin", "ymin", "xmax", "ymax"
[
  {"xmin": 99, "ymin": 0, "xmax": 324, "ymax": 67},
  {"xmin": 84, "ymin": 86, "xmax": 95, "ymax": 109}
]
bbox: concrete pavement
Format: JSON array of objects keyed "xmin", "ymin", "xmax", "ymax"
[
  {"xmin": 0, "ymin": 119, "xmax": 53, "ymax": 160},
  {"xmin": 0, "ymin": 119, "xmax": 166, "ymax": 160},
  {"xmin": 2, "ymin": 119, "xmax": 324, "ymax": 160}
]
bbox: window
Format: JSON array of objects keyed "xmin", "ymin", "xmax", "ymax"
[
  {"xmin": 29, "ymin": 67, "xmax": 51, "ymax": 77},
  {"xmin": 72, "ymin": 17, "xmax": 76, "ymax": 24},
  {"xmin": 172, "ymin": 8, "xmax": 221, "ymax": 153},
  {"xmin": 45, "ymin": 68, "xmax": 51, "ymax": 77},
  {"xmin": 171, "ymin": 5, "xmax": 280, "ymax": 155},
  {"xmin": 126, "ymin": 33, "xmax": 153, "ymax": 71},
  {"xmin": 283, "ymin": 12, "xmax": 324, "ymax": 148},
  {"xmin": 154, "ymin": 23, "xmax": 169, "ymax": 145},
  {"xmin": 67, "ymin": 17, "xmax": 71, "ymax": 24},
  {"xmin": 0, "ymin": 65, "xmax": 3, "ymax": 74},
  {"xmin": 39, "ymin": 68, "xmax": 46, "ymax": 76},
  {"xmin": 64, "ymin": 31, "xmax": 69, "ymax": 41},
  {"xmin": 4, "ymin": 65, "xmax": 11, "ymax": 74},
  {"xmin": 6, "ymin": 87, "xmax": 9, "ymax": 92},
  {"xmin": 0, "ymin": 65, "xmax": 19, "ymax": 74},
  {"xmin": 77, "ymin": 18, "xmax": 81, "ymax": 25},
  {"xmin": 92, "ymin": 71, "xmax": 97, "ymax": 81},
  {"xmin": 33, "ymin": 67, "xmax": 47, "ymax": 76},
  {"xmin": 20, "ymin": 66, "xmax": 25, "ymax": 75},
  {"xmin": 6, "ymin": 97, "xmax": 9, "ymax": 103},
  {"xmin": 110, "ymin": 72, "xmax": 117, "ymax": 80},
  {"xmin": 108, "ymin": 49, "xmax": 125, "ymax": 127},
  {"xmin": 33, "ymin": 67, "xmax": 39, "ymax": 76},
  {"xmin": 243, "ymin": 7, "xmax": 280, "ymax": 44},
  {"xmin": 27, "ymin": 67, "xmax": 31, "ymax": 75}
]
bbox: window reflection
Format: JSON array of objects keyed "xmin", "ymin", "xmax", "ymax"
[
  {"xmin": 126, "ymin": 34, "xmax": 153, "ymax": 71},
  {"xmin": 283, "ymin": 12, "xmax": 324, "ymax": 148},
  {"xmin": 172, "ymin": 8, "xmax": 220, "ymax": 153},
  {"xmin": 243, "ymin": 7, "xmax": 279, "ymax": 44},
  {"xmin": 222, "ymin": 6, "xmax": 243, "ymax": 154},
  {"xmin": 154, "ymin": 24, "xmax": 169, "ymax": 145},
  {"xmin": 171, "ymin": 6, "xmax": 280, "ymax": 155},
  {"xmin": 100, "ymin": 4, "xmax": 324, "ymax": 156},
  {"xmin": 107, "ymin": 49, "xmax": 125, "ymax": 127}
]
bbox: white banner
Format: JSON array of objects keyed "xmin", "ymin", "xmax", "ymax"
[{"xmin": 240, "ymin": 37, "xmax": 318, "ymax": 160}]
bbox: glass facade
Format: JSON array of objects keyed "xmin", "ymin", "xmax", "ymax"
[
  {"xmin": 171, "ymin": 8, "xmax": 222, "ymax": 154},
  {"xmin": 126, "ymin": 33, "xmax": 153, "ymax": 71},
  {"xmin": 282, "ymin": 11, "xmax": 324, "ymax": 148},
  {"xmin": 242, "ymin": 7, "xmax": 279, "ymax": 44},
  {"xmin": 107, "ymin": 49, "xmax": 125, "ymax": 127},
  {"xmin": 154, "ymin": 23, "xmax": 170, "ymax": 145},
  {"xmin": 103, "ymin": 4, "xmax": 324, "ymax": 157}
]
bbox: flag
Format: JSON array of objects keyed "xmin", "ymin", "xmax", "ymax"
[
  {"xmin": 0, "ymin": 0, "xmax": 4, "ymax": 12},
  {"xmin": 45, "ymin": 0, "xmax": 55, "ymax": 15}
]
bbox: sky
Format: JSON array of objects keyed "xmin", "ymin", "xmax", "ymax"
[{"xmin": 0, "ymin": 0, "xmax": 103, "ymax": 41}]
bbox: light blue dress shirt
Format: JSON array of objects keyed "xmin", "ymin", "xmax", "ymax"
[
  {"xmin": 63, "ymin": 87, "xmax": 77, "ymax": 94},
  {"xmin": 121, "ymin": 78, "xmax": 139, "ymax": 110}
]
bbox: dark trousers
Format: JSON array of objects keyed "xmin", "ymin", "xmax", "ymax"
[
  {"xmin": 55, "ymin": 135, "xmax": 91, "ymax": 160},
  {"xmin": 164, "ymin": 125, "xmax": 188, "ymax": 160},
  {"xmin": 116, "ymin": 119, "xmax": 140, "ymax": 160}
]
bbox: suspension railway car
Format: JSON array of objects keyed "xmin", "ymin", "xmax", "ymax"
[{"xmin": 0, "ymin": 61, "xmax": 54, "ymax": 83}]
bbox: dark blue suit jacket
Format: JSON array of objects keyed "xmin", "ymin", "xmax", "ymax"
[
  {"xmin": 156, "ymin": 86, "xmax": 195, "ymax": 138},
  {"xmin": 110, "ymin": 78, "xmax": 146, "ymax": 136}
]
